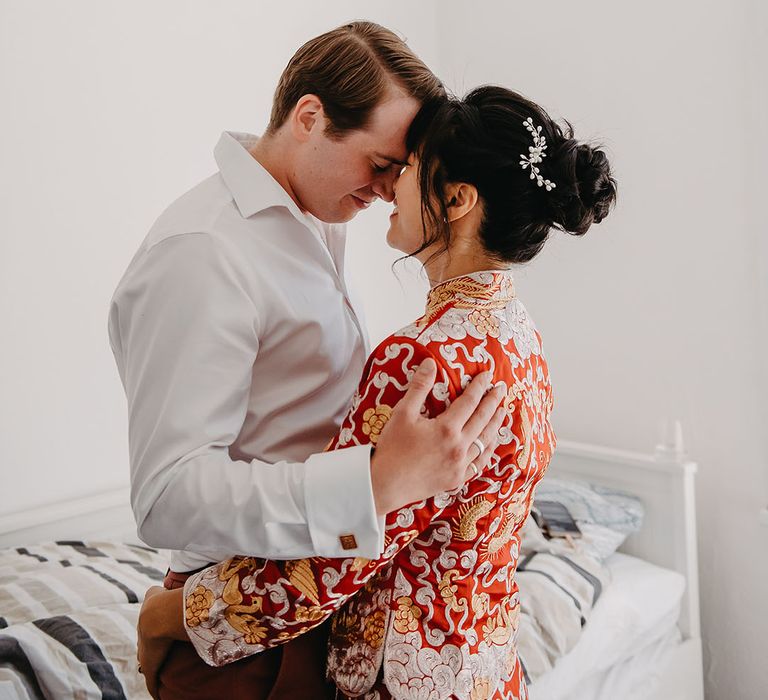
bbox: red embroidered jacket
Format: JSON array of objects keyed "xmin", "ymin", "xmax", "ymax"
[{"xmin": 183, "ymin": 270, "xmax": 556, "ymax": 700}]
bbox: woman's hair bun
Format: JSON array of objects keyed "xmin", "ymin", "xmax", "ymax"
[
  {"xmin": 402, "ymin": 85, "xmax": 618, "ymax": 265},
  {"xmin": 546, "ymin": 132, "xmax": 617, "ymax": 237}
]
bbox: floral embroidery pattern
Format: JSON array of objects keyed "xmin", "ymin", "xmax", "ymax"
[
  {"xmin": 363, "ymin": 609, "xmax": 387, "ymax": 649},
  {"xmin": 393, "ymin": 596, "xmax": 422, "ymax": 633},
  {"xmin": 361, "ymin": 404, "xmax": 392, "ymax": 445},
  {"xmin": 185, "ymin": 585, "xmax": 214, "ymax": 627},
  {"xmin": 468, "ymin": 308, "xmax": 501, "ymax": 338},
  {"xmin": 183, "ymin": 270, "xmax": 553, "ymax": 700}
]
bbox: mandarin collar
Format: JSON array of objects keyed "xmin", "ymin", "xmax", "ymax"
[
  {"xmin": 422, "ymin": 269, "xmax": 516, "ymax": 323},
  {"xmin": 426, "ymin": 269, "xmax": 516, "ymax": 306}
]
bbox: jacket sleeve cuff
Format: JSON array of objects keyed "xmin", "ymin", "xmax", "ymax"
[{"xmin": 303, "ymin": 444, "xmax": 384, "ymax": 559}]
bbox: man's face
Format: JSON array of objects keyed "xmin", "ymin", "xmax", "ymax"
[{"xmin": 291, "ymin": 91, "xmax": 421, "ymax": 223}]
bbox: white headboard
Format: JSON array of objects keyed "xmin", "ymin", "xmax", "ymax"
[{"xmin": 546, "ymin": 439, "xmax": 701, "ymax": 642}]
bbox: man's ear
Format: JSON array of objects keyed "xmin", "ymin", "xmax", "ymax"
[
  {"xmin": 290, "ymin": 94, "xmax": 324, "ymax": 143},
  {"xmin": 445, "ymin": 182, "xmax": 479, "ymax": 222}
]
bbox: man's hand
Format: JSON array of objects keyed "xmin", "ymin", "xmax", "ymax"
[
  {"xmin": 371, "ymin": 358, "xmax": 506, "ymax": 515},
  {"xmin": 137, "ymin": 586, "xmax": 186, "ymax": 699}
]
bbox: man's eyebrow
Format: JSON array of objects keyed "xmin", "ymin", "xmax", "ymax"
[{"xmin": 375, "ymin": 152, "xmax": 409, "ymax": 166}]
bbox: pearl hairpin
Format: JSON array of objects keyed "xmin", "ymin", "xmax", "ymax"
[{"xmin": 519, "ymin": 117, "xmax": 557, "ymax": 191}]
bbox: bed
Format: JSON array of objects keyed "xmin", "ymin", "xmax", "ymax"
[
  {"xmin": 526, "ymin": 440, "xmax": 704, "ymax": 700},
  {"xmin": 0, "ymin": 440, "xmax": 704, "ymax": 700}
]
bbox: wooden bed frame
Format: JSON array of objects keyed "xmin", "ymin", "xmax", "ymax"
[{"xmin": 0, "ymin": 439, "xmax": 704, "ymax": 699}]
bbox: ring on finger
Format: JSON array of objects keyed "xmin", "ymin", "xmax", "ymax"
[
  {"xmin": 469, "ymin": 462, "xmax": 479, "ymax": 477},
  {"xmin": 471, "ymin": 437, "xmax": 485, "ymax": 459}
]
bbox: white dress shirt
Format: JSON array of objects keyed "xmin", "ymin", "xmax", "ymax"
[{"xmin": 108, "ymin": 132, "xmax": 382, "ymax": 571}]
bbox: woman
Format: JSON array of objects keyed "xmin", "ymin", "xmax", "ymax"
[{"xmin": 139, "ymin": 85, "xmax": 617, "ymax": 700}]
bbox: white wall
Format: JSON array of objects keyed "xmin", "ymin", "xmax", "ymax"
[
  {"xmin": 2, "ymin": 1, "xmax": 765, "ymax": 698},
  {"xmin": 435, "ymin": 1, "xmax": 767, "ymax": 698},
  {"xmin": 0, "ymin": 0, "xmax": 437, "ymax": 512}
]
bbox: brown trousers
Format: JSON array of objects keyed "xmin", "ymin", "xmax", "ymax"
[{"xmin": 159, "ymin": 569, "xmax": 337, "ymax": 700}]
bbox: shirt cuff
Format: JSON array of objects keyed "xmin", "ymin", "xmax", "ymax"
[{"xmin": 303, "ymin": 444, "xmax": 384, "ymax": 559}]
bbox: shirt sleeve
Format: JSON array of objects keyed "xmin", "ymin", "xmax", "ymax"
[
  {"xmin": 182, "ymin": 337, "xmax": 461, "ymax": 667},
  {"xmin": 108, "ymin": 232, "xmax": 381, "ymax": 561}
]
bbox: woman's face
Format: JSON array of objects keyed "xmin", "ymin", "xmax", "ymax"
[{"xmin": 386, "ymin": 155, "xmax": 433, "ymax": 257}]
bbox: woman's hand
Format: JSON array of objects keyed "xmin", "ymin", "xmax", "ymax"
[{"xmin": 137, "ymin": 585, "xmax": 186, "ymax": 699}]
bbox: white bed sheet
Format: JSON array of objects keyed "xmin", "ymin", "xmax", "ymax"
[{"xmin": 528, "ymin": 552, "xmax": 686, "ymax": 700}]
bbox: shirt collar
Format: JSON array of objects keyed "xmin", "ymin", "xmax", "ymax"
[
  {"xmin": 423, "ymin": 269, "xmax": 516, "ymax": 322},
  {"xmin": 214, "ymin": 131, "xmax": 308, "ymax": 223}
]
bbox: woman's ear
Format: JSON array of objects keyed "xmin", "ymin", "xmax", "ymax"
[
  {"xmin": 445, "ymin": 182, "xmax": 479, "ymax": 223},
  {"xmin": 290, "ymin": 94, "xmax": 324, "ymax": 143}
]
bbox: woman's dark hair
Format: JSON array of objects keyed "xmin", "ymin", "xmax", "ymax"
[{"xmin": 405, "ymin": 86, "xmax": 617, "ymax": 264}]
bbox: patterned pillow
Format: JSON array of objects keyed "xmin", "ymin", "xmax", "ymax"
[{"xmin": 522, "ymin": 478, "xmax": 644, "ymax": 561}]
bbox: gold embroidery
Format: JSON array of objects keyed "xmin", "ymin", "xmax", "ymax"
[
  {"xmin": 361, "ymin": 405, "xmax": 392, "ymax": 445},
  {"xmin": 516, "ymin": 406, "xmax": 533, "ymax": 471},
  {"xmin": 438, "ymin": 569, "xmax": 468, "ymax": 613},
  {"xmin": 483, "ymin": 491, "xmax": 528, "ymax": 561},
  {"xmin": 224, "ymin": 598, "xmax": 265, "ymax": 645},
  {"xmin": 470, "ymin": 678, "xmax": 492, "ymax": 700},
  {"xmin": 506, "ymin": 382, "xmax": 525, "ymax": 412},
  {"xmin": 295, "ymin": 605, "xmax": 325, "ymax": 623},
  {"xmin": 421, "ymin": 274, "xmax": 516, "ymax": 326},
  {"xmin": 393, "ymin": 596, "xmax": 421, "ymax": 633},
  {"xmin": 468, "ymin": 308, "xmax": 500, "ymax": 337},
  {"xmin": 452, "ymin": 496, "xmax": 494, "ymax": 541},
  {"xmin": 222, "ymin": 572, "xmax": 243, "ymax": 605},
  {"xmin": 218, "ymin": 556, "xmax": 257, "ymax": 582},
  {"xmin": 363, "ymin": 609, "xmax": 387, "ymax": 649},
  {"xmin": 472, "ymin": 591, "xmax": 490, "ymax": 617},
  {"xmin": 350, "ymin": 557, "xmax": 370, "ymax": 572},
  {"xmin": 483, "ymin": 511, "xmax": 515, "ymax": 561},
  {"xmin": 482, "ymin": 598, "xmax": 520, "ymax": 646},
  {"xmin": 285, "ymin": 559, "xmax": 320, "ymax": 606},
  {"xmin": 185, "ymin": 585, "xmax": 214, "ymax": 628},
  {"xmin": 226, "ymin": 611, "xmax": 268, "ymax": 645}
]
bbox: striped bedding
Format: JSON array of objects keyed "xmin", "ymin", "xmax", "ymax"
[
  {"xmin": 516, "ymin": 548, "xmax": 609, "ymax": 683},
  {"xmin": 0, "ymin": 537, "xmax": 608, "ymax": 699},
  {"xmin": 0, "ymin": 541, "xmax": 168, "ymax": 700}
]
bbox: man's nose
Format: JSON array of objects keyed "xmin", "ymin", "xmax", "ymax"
[{"xmin": 371, "ymin": 170, "xmax": 398, "ymax": 203}]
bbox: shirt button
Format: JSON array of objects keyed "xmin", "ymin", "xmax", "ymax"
[{"xmin": 339, "ymin": 534, "xmax": 358, "ymax": 550}]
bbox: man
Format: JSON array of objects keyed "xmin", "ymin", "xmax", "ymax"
[{"xmin": 110, "ymin": 21, "xmax": 504, "ymax": 698}]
